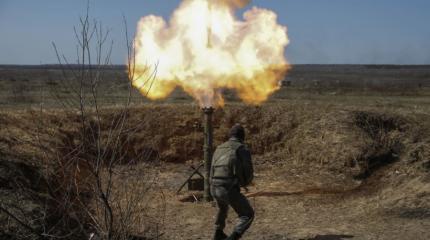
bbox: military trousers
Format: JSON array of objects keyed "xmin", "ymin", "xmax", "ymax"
[{"xmin": 210, "ymin": 181, "xmax": 254, "ymax": 236}]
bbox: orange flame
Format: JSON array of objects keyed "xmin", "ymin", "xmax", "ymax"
[{"xmin": 130, "ymin": 0, "xmax": 290, "ymax": 107}]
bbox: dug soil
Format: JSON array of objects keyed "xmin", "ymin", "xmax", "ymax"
[{"xmin": 1, "ymin": 102, "xmax": 429, "ymax": 239}]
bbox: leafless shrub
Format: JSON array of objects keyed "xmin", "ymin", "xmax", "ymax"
[{"xmin": 0, "ymin": 2, "xmax": 162, "ymax": 240}]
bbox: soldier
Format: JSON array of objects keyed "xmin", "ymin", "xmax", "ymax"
[{"xmin": 210, "ymin": 124, "xmax": 254, "ymax": 240}]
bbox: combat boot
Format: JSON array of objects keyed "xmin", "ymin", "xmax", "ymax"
[
  {"xmin": 213, "ymin": 229, "xmax": 228, "ymax": 240},
  {"xmin": 225, "ymin": 232, "xmax": 241, "ymax": 240}
]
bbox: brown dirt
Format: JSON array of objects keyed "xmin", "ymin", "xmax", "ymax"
[{"xmin": 1, "ymin": 102, "xmax": 429, "ymax": 239}]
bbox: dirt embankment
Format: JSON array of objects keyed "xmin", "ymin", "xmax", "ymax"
[{"xmin": 1, "ymin": 103, "xmax": 429, "ymax": 239}]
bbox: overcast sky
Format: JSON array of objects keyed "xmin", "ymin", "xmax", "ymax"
[{"xmin": 1, "ymin": 0, "xmax": 429, "ymax": 65}]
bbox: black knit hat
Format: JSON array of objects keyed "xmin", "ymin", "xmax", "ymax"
[{"xmin": 229, "ymin": 124, "xmax": 245, "ymax": 141}]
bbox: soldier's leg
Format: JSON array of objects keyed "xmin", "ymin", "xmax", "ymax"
[
  {"xmin": 228, "ymin": 188, "xmax": 254, "ymax": 237},
  {"xmin": 211, "ymin": 186, "xmax": 230, "ymax": 231},
  {"xmin": 215, "ymin": 200, "xmax": 229, "ymax": 231}
]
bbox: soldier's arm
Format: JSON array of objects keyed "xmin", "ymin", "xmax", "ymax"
[{"xmin": 236, "ymin": 146, "xmax": 254, "ymax": 187}]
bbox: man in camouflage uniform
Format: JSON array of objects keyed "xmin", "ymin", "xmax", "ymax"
[{"xmin": 210, "ymin": 124, "xmax": 254, "ymax": 240}]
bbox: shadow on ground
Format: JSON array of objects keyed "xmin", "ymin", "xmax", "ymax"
[
  {"xmin": 306, "ymin": 234, "xmax": 354, "ymax": 240},
  {"xmin": 263, "ymin": 234, "xmax": 354, "ymax": 240}
]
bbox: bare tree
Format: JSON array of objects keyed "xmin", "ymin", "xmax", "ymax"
[{"xmin": 1, "ymin": 2, "xmax": 163, "ymax": 240}]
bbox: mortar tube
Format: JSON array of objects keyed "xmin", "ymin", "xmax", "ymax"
[{"xmin": 202, "ymin": 107, "xmax": 214, "ymax": 202}]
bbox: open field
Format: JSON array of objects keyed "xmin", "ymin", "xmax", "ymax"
[
  {"xmin": 1, "ymin": 65, "xmax": 429, "ymax": 239},
  {"xmin": 0, "ymin": 64, "xmax": 429, "ymax": 109}
]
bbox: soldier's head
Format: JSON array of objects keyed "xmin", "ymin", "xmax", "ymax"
[{"xmin": 229, "ymin": 124, "xmax": 245, "ymax": 142}]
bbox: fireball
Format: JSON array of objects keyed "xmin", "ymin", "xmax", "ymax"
[{"xmin": 130, "ymin": 0, "xmax": 290, "ymax": 107}]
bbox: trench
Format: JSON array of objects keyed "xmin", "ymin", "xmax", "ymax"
[
  {"xmin": 352, "ymin": 111, "xmax": 405, "ymax": 180},
  {"xmin": 179, "ymin": 111, "xmax": 409, "ymax": 201}
]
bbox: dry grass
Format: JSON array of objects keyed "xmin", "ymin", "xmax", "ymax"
[{"xmin": 1, "ymin": 91, "xmax": 429, "ymax": 239}]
